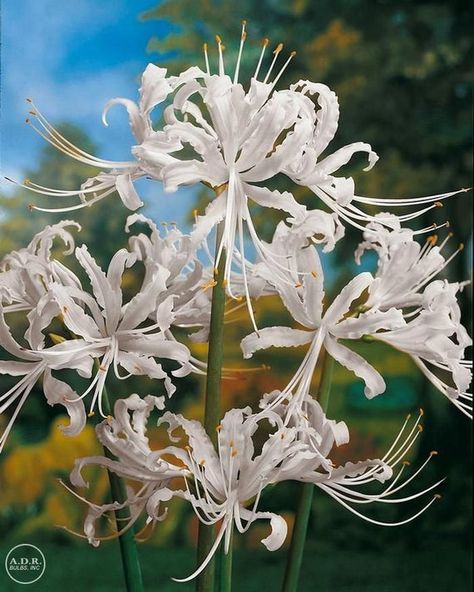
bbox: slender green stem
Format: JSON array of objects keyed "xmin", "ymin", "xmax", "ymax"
[
  {"xmin": 101, "ymin": 387, "xmax": 144, "ymax": 592},
  {"xmin": 218, "ymin": 527, "xmax": 233, "ymax": 592},
  {"xmin": 281, "ymin": 354, "xmax": 334, "ymax": 592},
  {"xmin": 196, "ymin": 221, "xmax": 227, "ymax": 592}
]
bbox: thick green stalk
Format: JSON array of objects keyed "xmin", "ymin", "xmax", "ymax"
[
  {"xmin": 281, "ymin": 354, "xmax": 334, "ymax": 592},
  {"xmin": 101, "ymin": 388, "xmax": 144, "ymax": 592},
  {"xmin": 196, "ymin": 221, "xmax": 227, "ymax": 592}
]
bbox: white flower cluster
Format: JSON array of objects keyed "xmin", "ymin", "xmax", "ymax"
[{"xmin": 1, "ymin": 23, "xmax": 471, "ymax": 582}]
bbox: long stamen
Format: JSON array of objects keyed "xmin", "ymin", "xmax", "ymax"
[
  {"xmin": 271, "ymin": 51, "xmax": 296, "ymax": 88},
  {"xmin": 233, "ymin": 21, "xmax": 247, "ymax": 84},
  {"xmin": 263, "ymin": 43, "xmax": 283, "ymax": 84},
  {"xmin": 254, "ymin": 38, "xmax": 269, "ymax": 80},
  {"xmin": 216, "ymin": 35, "xmax": 225, "ymax": 76},
  {"xmin": 203, "ymin": 43, "xmax": 210, "ymax": 75}
]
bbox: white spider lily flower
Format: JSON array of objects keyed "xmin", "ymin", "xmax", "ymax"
[
  {"xmin": 374, "ymin": 281, "xmax": 472, "ymax": 417},
  {"xmin": 65, "ymin": 394, "xmax": 183, "ymax": 546},
  {"xmin": 8, "ymin": 64, "xmax": 178, "ymax": 212},
  {"xmin": 283, "ymin": 83, "xmax": 467, "ymax": 233},
  {"xmin": 0, "ymin": 221, "xmax": 81, "ymax": 313},
  {"xmin": 355, "ymin": 213, "xmax": 467, "ymax": 310},
  {"xmin": 158, "ymin": 406, "xmax": 296, "ymax": 583},
  {"xmin": 0, "ymin": 307, "xmax": 89, "ymax": 452},
  {"xmin": 68, "ymin": 396, "xmax": 442, "ymax": 581},
  {"xmin": 242, "ymin": 225, "xmax": 405, "ymax": 409},
  {"xmin": 125, "ymin": 214, "xmax": 210, "ymax": 335},
  {"xmin": 45, "ymin": 244, "xmax": 192, "ymax": 417}
]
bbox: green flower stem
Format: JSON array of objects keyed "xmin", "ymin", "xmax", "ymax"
[
  {"xmin": 218, "ymin": 527, "xmax": 233, "ymax": 592},
  {"xmin": 196, "ymin": 219, "xmax": 227, "ymax": 592},
  {"xmin": 281, "ymin": 353, "xmax": 334, "ymax": 592},
  {"xmin": 101, "ymin": 387, "xmax": 145, "ymax": 592}
]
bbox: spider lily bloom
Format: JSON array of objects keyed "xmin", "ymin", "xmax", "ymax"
[
  {"xmin": 125, "ymin": 214, "xmax": 211, "ymax": 339},
  {"xmin": 373, "ymin": 281, "xmax": 472, "ymax": 418},
  {"xmin": 283, "ymin": 83, "xmax": 467, "ymax": 233},
  {"xmin": 47, "ymin": 244, "xmax": 192, "ymax": 417},
  {"xmin": 242, "ymin": 224, "xmax": 405, "ymax": 411},
  {"xmin": 355, "ymin": 213, "xmax": 467, "ymax": 310},
  {"xmin": 10, "ymin": 64, "xmax": 177, "ymax": 213},
  {"xmin": 132, "ymin": 25, "xmax": 322, "ymax": 322},
  {"xmin": 0, "ymin": 221, "xmax": 81, "ymax": 313},
  {"xmin": 354, "ymin": 219, "xmax": 472, "ymax": 416},
  {"xmin": 0, "ymin": 307, "xmax": 88, "ymax": 452},
  {"xmin": 76, "ymin": 398, "xmax": 442, "ymax": 582},
  {"xmin": 66, "ymin": 394, "xmax": 183, "ymax": 546},
  {"xmin": 155, "ymin": 406, "xmax": 317, "ymax": 582}
]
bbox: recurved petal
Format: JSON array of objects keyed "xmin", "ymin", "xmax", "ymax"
[
  {"xmin": 324, "ymin": 335, "xmax": 386, "ymax": 399},
  {"xmin": 43, "ymin": 369, "xmax": 86, "ymax": 436},
  {"xmin": 115, "ymin": 174, "xmax": 144, "ymax": 211},
  {"xmin": 241, "ymin": 327, "xmax": 314, "ymax": 359},
  {"xmin": 240, "ymin": 508, "xmax": 288, "ymax": 552}
]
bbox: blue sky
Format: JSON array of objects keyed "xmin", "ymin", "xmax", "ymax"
[{"xmin": 0, "ymin": 0, "xmax": 197, "ymax": 226}]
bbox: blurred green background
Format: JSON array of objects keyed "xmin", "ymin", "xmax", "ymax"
[{"xmin": 0, "ymin": 1, "xmax": 472, "ymax": 590}]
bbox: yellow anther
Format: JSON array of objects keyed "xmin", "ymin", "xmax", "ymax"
[
  {"xmin": 229, "ymin": 440, "xmax": 235, "ymax": 448},
  {"xmin": 402, "ymin": 460, "xmax": 411, "ymax": 466},
  {"xmin": 419, "ymin": 408, "xmax": 424, "ymax": 416},
  {"xmin": 215, "ymin": 35, "xmax": 222, "ymax": 44},
  {"xmin": 216, "ymin": 425, "xmax": 222, "ymax": 433},
  {"xmin": 106, "ymin": 415, "xmax": 114, "ymax": 423},
  {"xmin": 222, "ymin": 279, "xmax": 228, "ymax": 288},
  {"xmin": 88, "ymin": 411, "xmax": 95, "ymax": 418},
  {"xmin": 311, "ymin": 271, "xmax": 318, "ymax": 278},
  {"xmin": 294, "ymin": 282, "xmax": 302, "ymax": 288},
  {"xmin": 430, "ymin": 450, "xmax": 438, "ymax": 456},
  {"xmin": 459, "ymin": 243, "xmax": 464, "ymax": 251},
  {"xmin": 199, "ymin": 459, "xmax": 206, "ymax": 466},
  {"xmin": 262, "ymin": 37, "xmax": 270, "ymax": 47},
  {"xmin": 62, "ymin": 306, "xmax": 69, "ymax": 314},
  {"xmin": 445, "ymin": 221, "xmax": 450, "ymax": 228},
  {"xmin": 290, "ymin": 50, "xmax": 297, "ymax": 57},
  {"xmin": 193, "ymin": 208, "xmax": 199, "ymax": 218},
  {"xmin": 434, "ymin": 201, "xmax": 443, "ymax": 208},
  {"xmin": 427, "ymin": 235, "xmax": 438, "ymax": 245},
  {"xmin": 434, "ymin": 494, "xmax": 442, "ymax": 500},
  {"xmin": 203, "ymin": 43, "xmax": 208, "ymax": 52},
  {"xmin": 49, "ymin": 333, "xmax": 66, "ymax": 345},
  {"xmin": 273, "ymin": 43, "xmax": 284, "ymax": 54},
  {"xmin": 406, "ymin": 413, "xmax": 412, "ymax": 420},
  {"xmin": 202, "ymin": 279, "xmax": 217, "ymax": 291},
  {"xmin": 99, "ymin": 365, "xmax": 108, "ymax": 372},
  {"xmin": 231, "ymin": 448, "xmax": 238, "ymax": 457},
  {"xmin": 418, "ymin": 424, "xmax": 424, "ymax": 433},
  {"xmin": 185, "ymin": 445, "xmax": 192, "ymax": 452}
]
